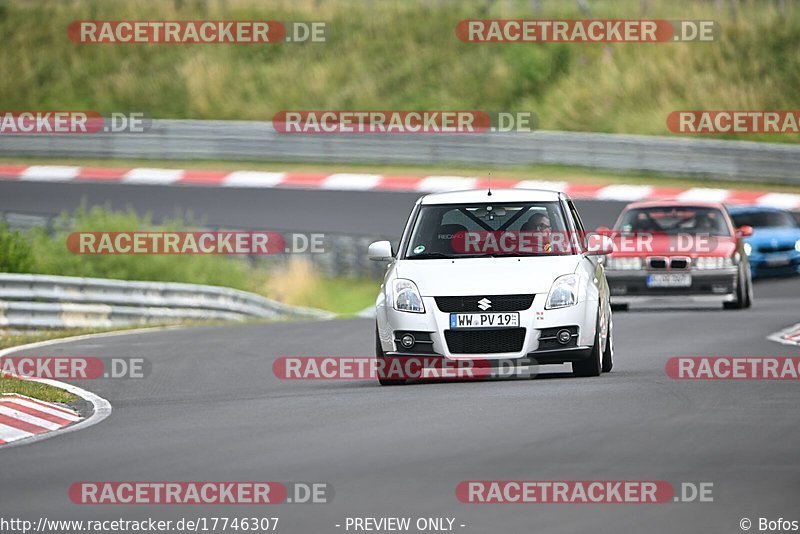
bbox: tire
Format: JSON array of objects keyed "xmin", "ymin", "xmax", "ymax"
[
  {"xmin": 610, "ymin": 302, "xmax": 628, "ymax": 312},
  {"xmin": 723, "ymin": 266, "xmax": 747, "ymax": 310},
  {"xmin": 602, "ymin": 312, "xmax": 614, "ymax": 373},
  {"xmin": 573, "ymin": 311, "xmax": 602, "ymax": 377},
  {"xmin": 743, "ymin": 264, "xmax": 753, "ymax": 309},
  {"xmin": 376, "ymin": 325, "xmax": 406, "ymax": 386}
]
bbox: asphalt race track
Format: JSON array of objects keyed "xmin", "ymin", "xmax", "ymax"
[
  {"xmin": 0, "ymin": 180, "xmax": 626, "ymax": 236},
  {"xmin": 1, "ymin": 181, "xmax": 799, "ymax": 533}
]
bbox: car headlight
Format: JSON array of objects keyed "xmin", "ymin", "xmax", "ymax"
[
  {"xmin": 545, "ymin": 274, "xmax": 579, "ymax": 309},
  {"xmin": 392, "ymin": 279, "xmax": 425, "ymax": 313},
  {"xmin": 795, "ymin": 239, "xmax": 800, "ymax": 253},
  {"xmin": 744, "ymin": 243, "xmax": 752, "ymax": 256},
  {"xmin": 605, "ymin": 256, "xmax": 642, "ymax": 270},
  {"xmin": 693, "ymin": 256, "xmax": 734, "ymax": 270}
]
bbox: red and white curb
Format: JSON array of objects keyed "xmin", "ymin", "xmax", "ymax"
[
  {"xmin": 0, "ymin": 393, "xmax": 81, "ymax": 445},
  {"xmin": 0, "ymin": 329, "xmax": 137, "ymax": 449},
  {"xmin": 1, "ymin": 164, "xmax": 799, "ymax": 208},
  {"xmin": 768, "ymin": 323, "xmax": 800, "ymax": 347}
]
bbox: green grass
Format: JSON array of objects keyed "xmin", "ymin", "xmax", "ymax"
[
  {"xmin": 3, "ymin": 155, "xmax": 800, "ymax": 193},
  {"xmin": 295, "ymin": 277, "xmax": 378, "ymax": 316},
  {"xmin": 0, "ymin": 376, "xmax": 78, "ymax": 404},
  {"xmin": 0, "ymin": 325, "xmax": 180, "ymax": 350},
  {"xmin": 1, "ymin": 0, "xmax": 798, "ymax": 142}
]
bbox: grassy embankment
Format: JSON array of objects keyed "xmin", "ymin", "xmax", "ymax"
[{"xmin": 1, "ymin": 0, "xmax": 798, "ymax": 142}]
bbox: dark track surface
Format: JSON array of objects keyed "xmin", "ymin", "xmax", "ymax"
[{"xmin": 0, "ymin": 181, "xmax": 625, "ymax": 236}]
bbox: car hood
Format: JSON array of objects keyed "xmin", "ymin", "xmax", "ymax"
[
  {"xmin": 394, "ymin": 255, "xmax": 581, "ymax": 296},
  {"xmin": 747, "ymin": 227, "xmax": 800, "ymax": 246},
  {"xmin": 608, "ymin": 234, "xmax": 737, "ymax": 258}
]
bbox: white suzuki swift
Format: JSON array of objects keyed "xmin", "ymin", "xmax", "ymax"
[{"xmin": 368, "ymin": 188, "xmax": 614, "ymax": 385}]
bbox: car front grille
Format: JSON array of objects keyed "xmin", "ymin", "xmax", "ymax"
[
  {"xmin": 444, "ymin": 328, "xmax": 526, "ymax": 354},
  {"xmin": 646, "ymin": 256, "xmax": 690, "ymax": 270},
  {"xmin": 758, "ymin": 244, "xmax": 794, "ymax": 253},
  {"xmin": 435, "ymin": 294, "xmax": 535, "ymax": 312}
]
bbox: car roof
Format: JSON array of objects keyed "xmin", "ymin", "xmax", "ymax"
[
  {"xmin": 418, "ymin": 188, "xmax": 564, "ymax": 205},
  {"xmin": 726, "ymin": 205, "xmax": 787, "ymax": 214},
  {"xmin": 622, "ymin": 200, "xmax": 727, "ymax": 210}
]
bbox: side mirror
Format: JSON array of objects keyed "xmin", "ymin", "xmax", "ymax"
[
  {"xmin": 737, "ymin": 225, "xmax": 754, "ymax": 237},
  {"xmin": 368, "ymin": 240, "xmax": 393, "ymax": 261},
  {"xmin": 585, "ymin": 234, "xmax": 615, "ymax": 255},
  {"xmin": 595, "ymin": 226, "xmax": 613, "ymax": 236}
]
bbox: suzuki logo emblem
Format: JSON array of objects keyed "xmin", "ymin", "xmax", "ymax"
[{"xmin": 477, "ymin": 298, "xmax": 492, "ymax": 311}]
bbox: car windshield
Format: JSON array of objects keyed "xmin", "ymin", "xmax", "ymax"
[
  {"xmin": 616, "ymin": 207, "xmax": 731, "ymax": 237},
  {"xmin": 730, "ymin": 210, "xmax": 798, "ymax": 229},
  {"xmin": 403, "ymin": 201, "xmax": 577, "ymax": 258}
]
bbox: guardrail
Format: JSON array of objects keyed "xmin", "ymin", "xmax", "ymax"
[
  {"xmin": 0, "ymin": 273, "xmax": 333, "ymax": 329},
  {"xmin": 0, "ymin": 120, "xmax": 798, "ymax": 185}
]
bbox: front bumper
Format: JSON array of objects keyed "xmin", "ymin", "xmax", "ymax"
[
  {"xmin": 748, "ymin": 251, "xmax": 800, "ymax": 278},
  {"xmin": 376, "ymin": 294, "xmax": 597, "ymax": 364},
  {"xmin": 606, "ymin": 267, "xmax": 738, "ymax": 304}
]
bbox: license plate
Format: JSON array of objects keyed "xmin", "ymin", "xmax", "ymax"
[
  {"xmin": 765, "ymin": 253, "xmax": 791, "ymax": 266},
  {"xmin": 450, "ymin": 312, "xmax": 519, "ymax": 329},
  {"xmin": 646, "ymin": 273, "xmax": 692, "ymax": 288}
]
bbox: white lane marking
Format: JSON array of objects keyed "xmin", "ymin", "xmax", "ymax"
[
  {"xmin": 20, "ymin": 166, "xmax": 80, "ymax": 181},
  {"xmin": 321, "ymin": 173, "xmax": 382, "ymax": 191},
  {"xmin": 0, "ymin": 406, "xmax": 63, "ymax": 431},
  {"xmin": 3, "ymin": 398, "xmax": 81, "ymax": 421},
  {"xmin": 767, "ymin": 323, "xmax": 800, "ymax": 347},
  {"xmin": 223, "ymin": 171, "xmax": 286, "ymax": 188},
  {"xmin": 596, "ymin": 184, "xmax": 653, "ymax": 201},
  {"xmin": 416, "ymin": 176, "xmax": 478, "ymax": 192},
  {"xmin": 0, "ymin": 423, "xmax": 33, "ymax": 442},
  {"xmin": 676, "ymin": 188, "xmax": 730, "ymax": 202},
  {"xmin": 756, "ymin": 193, "xmax": 800, "ymax": 209},
  {"xmin": 122, "ymin": 168, "xmax": 183, "ymax": 185}
]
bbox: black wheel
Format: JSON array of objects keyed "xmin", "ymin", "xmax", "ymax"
[
  {"xmin": 723, "ymin": 266, "xmax": 747, "ymax": 310},
  {"xmin": 573, "ymin": 311, "xmax": 602, "ymax": 377},
  {"xmin": 602, "ymin": 313, "xmax": 614, "ymax": 373},
  {"xmin": 743, "ymin": 264, "xmax": 753, "ymax": 309},
  {"xmin": 610, "ymin": 302, "xmax": 628, "ymax": 312},
  {"xmin": 376, "ymin": 325, "xmax": 405, "ymax": 386}
]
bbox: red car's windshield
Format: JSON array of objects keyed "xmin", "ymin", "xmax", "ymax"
[{"xmin": 616, "ymin": 207, "xmax": 731, "ymax": 237}]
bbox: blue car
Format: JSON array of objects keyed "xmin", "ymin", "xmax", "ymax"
[{"xmin": 727, "ymin": 205, "xmax": 800, "ymax": 278}]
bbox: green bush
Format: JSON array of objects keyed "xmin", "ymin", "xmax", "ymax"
[
  {"xmin": 22, "ymin": 205, "xmax": 252, "ymax": 290},
  {"xmin": 0, "ymin": 223, "xmax": 36, "ymax": 273}
]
